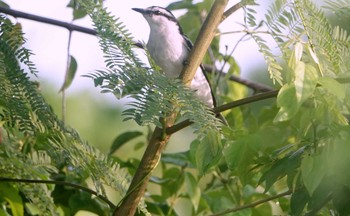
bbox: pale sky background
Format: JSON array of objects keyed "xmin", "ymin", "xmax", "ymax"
[{"xmin": 5, "ymin": 0, "xmax": 267, "ymax": 102}]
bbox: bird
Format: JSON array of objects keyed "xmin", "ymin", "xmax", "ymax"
[{"xmin": 132, "ymin": 6, "xmax": 226, "ymax": 123}]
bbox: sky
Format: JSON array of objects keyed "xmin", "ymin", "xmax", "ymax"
[{"xmin": 5, "ymin": 0, "xmax": 266, "ymax": 100}]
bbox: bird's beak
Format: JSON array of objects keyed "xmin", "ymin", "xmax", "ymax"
[{"xmin": 132, "ymin": 8, "xmax": 147, "ymax": 14}]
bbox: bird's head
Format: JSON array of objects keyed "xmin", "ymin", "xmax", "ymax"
[{"xmin": 132, "ymin": 6, "xmax": 181, "ymax": 32}]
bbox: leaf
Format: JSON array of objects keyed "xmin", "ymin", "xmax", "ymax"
[
  {"xmin": 73, "ymin": 9, "xmax": 87, "ymax": 20},
  {"xmin": 291, "ymin": 187, "xmax": 309, "ymax": 215},
  {"xmin": 167, "ymin": 1, "xmax": 195, "ymax": 10},
  {"xmin": 185, "ymin": 172, "xmax": 201, "ymax": 212},
  {"xmin": 301, "ymin": 155, "xmax": 326, "ymax": 195},
  {"xmin": 204, "ymin": 190, "xmax": 235, "ymax": 214},
  {"xmin": 109, "ymin": 131, "xmax": 143, "ymax": 155},
  {"xmin": 294, "ymin": 42, "xmax": 303, "ymax": 61},
  {"xmin": 293, "ymin": 61, "xmax": 306, "ymax": 102},
  {"xmin": 0, "ymin": 1, "xmax": 9, "ymax": 8},
  {"xmin": 190, "ymin": 130, "xmax": 222, "ymax": 175},
  {"xmin": 224, "ymin": 138, "xmax": 254, "ymax": 173},
  {"xmin": 161, "ymin": 167, "xmax": 185, "ymax": 198},
  {"xmin": 0, "ymin": 183, "xmax": 24, "ymax": 216},
  {"xmin": 59, "ymin": 55, "xmax": 77, "ymax": 92},
  {"xmin": 259, "ymin": 148, "xmax": 303, "ymax": 192},
  {"xmin": 318, "ymin": 77, "xmax": 345, "ymax": 101},
  {"xmin": 274, "ymin": 84, "xmax": 298, "ymax": 122},
  {"xmin": 67, "ymin": 0, "xmax": 88, "ymax": 20},
  {"xmin": 68, "ymin": 191, "xmax": 109, "ymax": 216},
  {"xmin": 161, "ymin": 151, "xmax": 194, "ymax": 168},
  {"xmin": 294, "ymin": 64, "xmax": 318, "ymax": 104}
]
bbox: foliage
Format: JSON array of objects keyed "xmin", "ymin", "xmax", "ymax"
[
  {"xmin": 1, "ymin": 0, "xmax": 350, "ymax": 215},
  {"xmin": 0, "ymin": 14, "xmax": 142, "ymax": 215}
]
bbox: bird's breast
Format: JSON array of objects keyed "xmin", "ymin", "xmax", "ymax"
[{"xmin": 147, "ymin": 31, "xmax": 188, "ymax": 78}]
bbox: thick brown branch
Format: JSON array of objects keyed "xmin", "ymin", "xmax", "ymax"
[
  {"xmin": 209, "ymin": 189, "xmax": 293, "ymax": 216},
  {"xmin": 180, "ymin": 0, "xmax": 229, "ymax": 86},
  {"xmin": 113, "ymin": 126, "xmax": 172, "ymax": 215}
]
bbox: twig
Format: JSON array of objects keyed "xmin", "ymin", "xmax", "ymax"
[
  {"xmin": 222, "ymin": 2, "xmax": 243, "ymax": 22},
  {"xmin": 166, "ymin": 90, "xmax": 279, "ymax": 135},
  {"xmin": 0, "ymin": 6, "xmax": 96, "ymax": 35},
  {"xmin": 209, "ymin": 189, "xmax": 293, "ymax": 216},
  {"xmin": 0, "ymin": 6, "xmax": 145, "ymax": 48},
  {"xmin": 214, "ymin": 90, "xmax": 278, "ymax": 114},
  {"xmin": 0, "ymin": 177, "xmax": 116, "ymax": 208}
]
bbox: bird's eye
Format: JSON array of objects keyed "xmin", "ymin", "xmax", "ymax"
[{"xmin": 154, "ymin": 10, "xmax": 161, "ymax": 15}]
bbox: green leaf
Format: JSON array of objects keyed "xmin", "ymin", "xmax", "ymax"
[
  {"xmin": 224, "ymin": 138, "xmax": 254, "ymax": 173},
  {"xmin": 68, "ymin": 191, "xmax": 109, "ymax": 216},
  {"xmin": 161, "ymin": 167, "xmax": 184, "ymax": 198},
  {"xmin": 291, "ymin": 187, "xmax": 309, "ymax": 215},
  {"xmin": 259, "ymin": 148, "xmax": 304, "ymax": 192},
  {"xmin": 73, "ymin": 9, "xmax": 87, "ymax": 20},
  {"xmin": 204, "ymin": 190, "xmax": 235, "ymax": 214},
  {"xmin": 109, "ymin": 131, "xmax": 143, "ymax": 155},
  {"xmin": 190, "ymin": 130, "xmax": 222, "ymax": 175},
  {"xmin": 301, "ymin": 155, "xmax": 326, "ymax": 195},
  {"xmin": 67, "ymin": 0, "xmax": 88, "ymax": 20},
  {"xmin": 59, "ymin": 55, "xmax": 77, "ymax": 92},
  {"xmin": 167, "ymin": 1, "xmax": 195, "ymax": 10},
  {"xmin": 318, "ymin": 77, "xmax": 345, "ymax": 100},
  {"xmin": 185, "ymin": 172, "xmax": 201, "ymax": 212},
  {"xmin": 294, "ymin": 42, "xmax": 303, "ymax": 62},
  {"xmin": 294, "ymin": 62, "xmax": 318, "ymax": 106},
  {"xmin": 0, "ymin": 183, "xmax": 23, "ymax": 216},
  {"xmin": 161, "ymin": 151, "xmax": 194, "ymax": 168},
  {"xmin": 274, "ymin": 84, "xmax": 298, "ymax": 122},
  {"xmin": 0, "ymin": 1, "xmax": 9, "ymax": 8}
]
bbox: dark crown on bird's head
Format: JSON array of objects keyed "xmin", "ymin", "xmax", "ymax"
[
  {"xmin": 133, "ymin": 6, "xmax": 177, "ymax": 22},
  {"xmin": 132, "ymin": 6, "xmax": 185, "ymax": 34}
]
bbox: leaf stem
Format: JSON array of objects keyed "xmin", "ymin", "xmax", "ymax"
[{"xmin": 209, "ymin": 189, "xmax": 293, "ymax": 216}]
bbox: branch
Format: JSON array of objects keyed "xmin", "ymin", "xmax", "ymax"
[
  {"xmin": 166, "ymin": 90, "xmax": 279, "ymax": 134},
  {"xmin": 0, "ymin": 6, "xmax": 96, "ymax": 35},
  {"xmin": 209, "ymin": 189, "xmax": 293, "ymax": 216},
  {"xmin": 222, "ymin": 2, "xmax": 243, "ymax": 22},
  {"xmin": 203, "ymin": 64, "xmax": 274, "ymax": 92},
  {"xmin": 113, "ymin": 126, "xmax": 173, "ymax": 215},
  {"xmin": 180, "ymin": 0, "xmax": 229, "ymax": 86},
  {"xmin": 221, "ymin": 0, "xmax": 256, "ymax": 22},
  {"xmin": 115, "ymin": 1, "xmax": 229, "ymax": 215},
  {"xmin": 214, "ymin": 89, "xmax": 278, "ymax": 113},
  {"xmin": 0, "ymin": 177, "xmax": 115, "ymax": 208}
]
